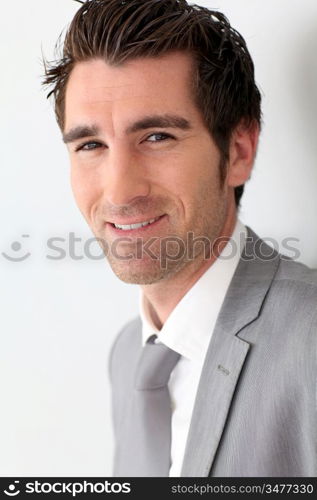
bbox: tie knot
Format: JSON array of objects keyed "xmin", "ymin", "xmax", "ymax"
[{"xmin": 135, "ymin": 335, "xmax": 180, "ymax": 390}]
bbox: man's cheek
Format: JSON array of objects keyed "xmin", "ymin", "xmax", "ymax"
[{"xmin": 71, "ymin": 174, "xmax": 91, "ymax": 207}]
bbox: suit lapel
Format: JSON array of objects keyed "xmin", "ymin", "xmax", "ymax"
[{"xmin": 181, "ymin": 227, "xmax": 281, "ymax": 476}]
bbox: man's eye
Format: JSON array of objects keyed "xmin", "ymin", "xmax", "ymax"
[
  {"xmin": 76, "ymin": 141, "xmax": 103, "ymax": 152},
  {"xmin": 145, "ymin": 133, "xmax": 174, "ymax": 143}
]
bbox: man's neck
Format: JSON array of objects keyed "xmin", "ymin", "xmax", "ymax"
[{"xmin": 141, "ymin": 210, "xmax": 237, "ymax": 329}]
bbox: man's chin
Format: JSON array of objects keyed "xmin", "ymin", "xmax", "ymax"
[{"xmin": 106, "ymin": 257, "xmax": 185, "ymax": 285}]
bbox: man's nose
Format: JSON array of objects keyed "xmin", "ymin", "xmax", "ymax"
[{"xmin": 104, "ymin": 148, "xmax": 151, "ymax": 207}]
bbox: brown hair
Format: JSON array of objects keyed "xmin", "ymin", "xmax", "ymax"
[{"xmin": 43, "ymin": 0, "xmax": 261, "ymax": 206}]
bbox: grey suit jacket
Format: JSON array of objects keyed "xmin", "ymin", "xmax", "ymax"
[{"xmin": 109, "ymin": 227, "xmax": 317, "ymax": 476}]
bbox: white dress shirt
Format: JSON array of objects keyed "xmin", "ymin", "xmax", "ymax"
[{"xmin": 139, "ymin": 219, "xmax": 247, "ymax": 476}]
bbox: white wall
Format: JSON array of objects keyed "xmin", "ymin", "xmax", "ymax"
[{"xmin": 1, "ymin": 0, "xmax": 316, "ymax": 476}]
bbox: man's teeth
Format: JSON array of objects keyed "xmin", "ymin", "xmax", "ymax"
[{"xmin": 114, "ymin": 217, "xmax": 159, "ymax": 230}]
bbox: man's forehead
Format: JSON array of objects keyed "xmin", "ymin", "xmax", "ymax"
[
  {"xmin": 64, "ymin": 53, "xmax": 198, "ymax": 131},
  {"xmin": 65, "ymin": 52, "xmax": 195, "ymax": 97}
]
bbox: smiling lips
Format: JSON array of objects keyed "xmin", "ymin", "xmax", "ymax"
[{"xmin": 111, "ymin": 215, "xmax": 163, "ymax": 231}]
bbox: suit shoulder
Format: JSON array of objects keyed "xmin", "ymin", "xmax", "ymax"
[
  {"xmin": 246, "ymin": 226, "xmax": 317, "ymax": 289},
  {"xmin": 269, "ymin": 258, "xmax": 317, "ymax": 328},
  {"xmin": 108, "ymin": 316, "xmax": 142, "ymax": 381},
  {"xmin": 275, "ymin": 257, "xmax": 317, "ymax": 289}
]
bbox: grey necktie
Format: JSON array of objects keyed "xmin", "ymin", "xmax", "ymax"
[{"xmin": 121, "ymin": 334, "xmax": 180, "ymax": 476}]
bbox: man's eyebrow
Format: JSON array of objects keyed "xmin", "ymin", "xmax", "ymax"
[
  {"xmin": 62, "ymin": 125, "xmax": 100, "ymax": 144},
  {"xmin": 126, "ymin": 114, "xmax": 192, "ymax": 134},
  {"xmin": 62, "ymin": 114, "xmax": 191, "ymax": 144}
]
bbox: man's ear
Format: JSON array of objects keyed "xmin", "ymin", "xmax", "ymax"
[{"xmin": 227, "ymin": 120, "xmax": 260, "ymax": 187}]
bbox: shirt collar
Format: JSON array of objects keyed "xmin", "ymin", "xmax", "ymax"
[{"xmin": 139, "ymin": 218, "xmax": 247, "ymax": 363}]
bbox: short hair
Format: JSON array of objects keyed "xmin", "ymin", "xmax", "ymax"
[{"xmin": 43, "ymin": 0, "xmax": 262, "ymax": 206}]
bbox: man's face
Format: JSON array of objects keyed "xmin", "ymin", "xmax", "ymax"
[{"xmin": 64, "ymin": 52, "xmax": 229, "ymax": 284}]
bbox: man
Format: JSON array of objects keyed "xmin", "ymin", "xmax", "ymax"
[{"xmin": 43, "ymin": 0, "xmax": 317, "ymax": 477}]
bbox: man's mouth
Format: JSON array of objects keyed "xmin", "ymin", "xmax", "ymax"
[{"xmin": 110, "ymin": 215, "xmax": 164, "ymax": 231}]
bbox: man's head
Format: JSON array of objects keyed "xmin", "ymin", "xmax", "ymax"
[
  {"xmin": 44, "ymin": 0, "xmax": 261, "ymax": 205},
  {"xmin": 43, "ymin": 0, "xmax": 261, "ymax": 284}
]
